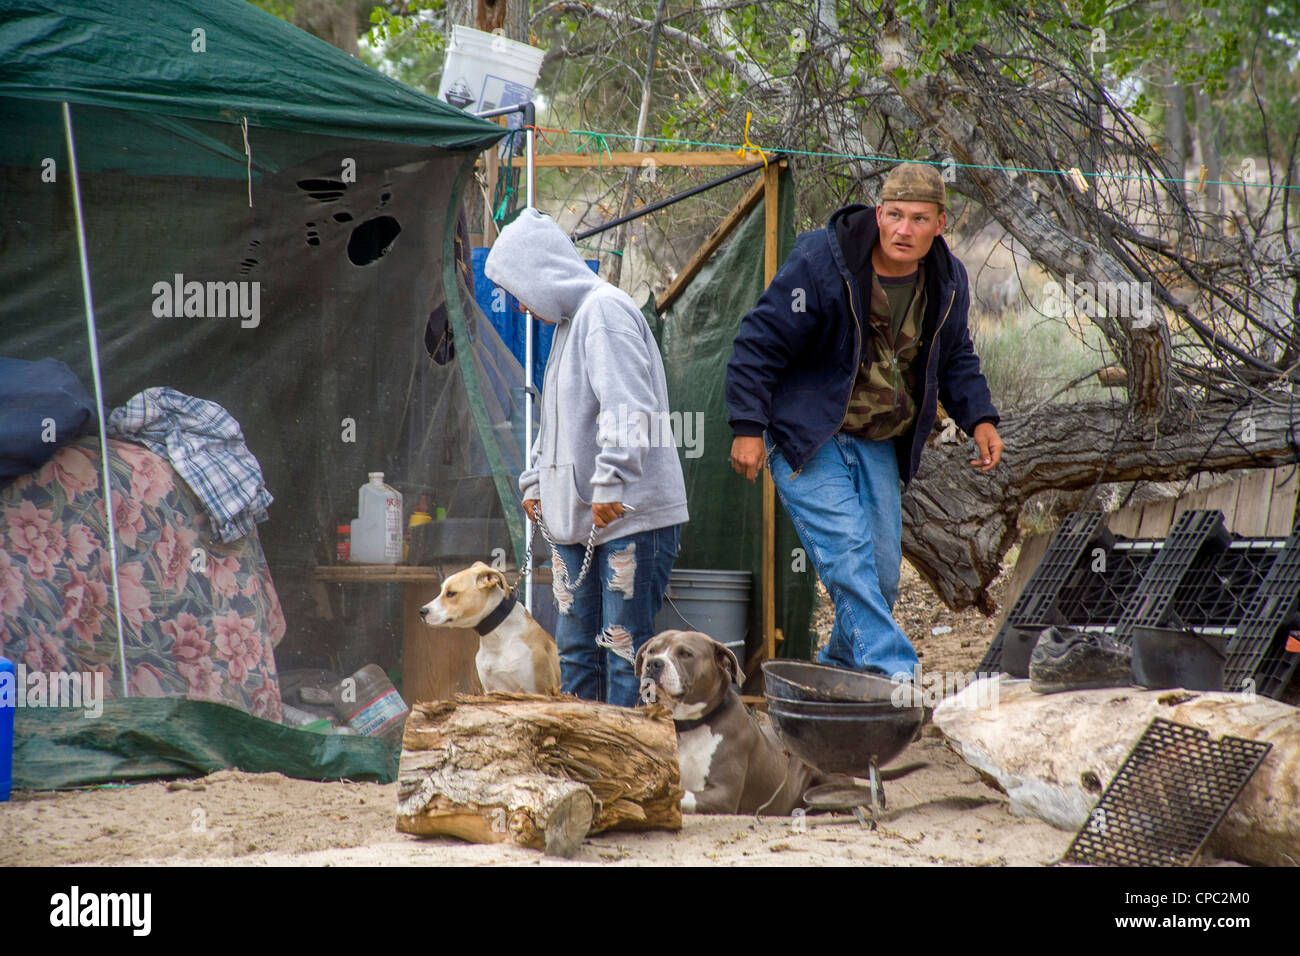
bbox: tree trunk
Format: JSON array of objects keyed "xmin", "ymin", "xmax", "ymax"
[
  {"xmin": 904, "ymin": 400, "xmax": 1300, "ymax": 611},
  {"xmin": 395, "ymin": 694, "xmax": 681, "ymax": 855}
]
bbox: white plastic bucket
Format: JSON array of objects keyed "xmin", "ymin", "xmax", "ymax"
[{"xmin": 438, "ymin": 25, "xmax": 545, "ymax": 114}]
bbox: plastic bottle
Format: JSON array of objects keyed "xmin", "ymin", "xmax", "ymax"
[
  {"xmin": 349, "ymin": 472, "xmax": 403, "ymax": 564},
  {"xmin": 1, "ymin": 656, "xmax": 14, "ymax": 801},
  {"xmin": 333, "ymin": 664, "xmax": 410, "ymax": 743}
]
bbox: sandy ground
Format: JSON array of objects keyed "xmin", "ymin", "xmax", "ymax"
[
  {"xmin": 2, "ymin": 734, "xmax": 1076, "ymax": 866},
  {"xmin": 0, "ymin": 552, "xmax": 1088, "ymax": 867}
]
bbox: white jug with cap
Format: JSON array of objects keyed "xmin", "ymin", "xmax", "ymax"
[{"xmin": 350, "ymin": 472, "xmax": 403, "ymax": 564}]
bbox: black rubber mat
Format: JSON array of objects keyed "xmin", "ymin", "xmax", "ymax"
[{"xmin": 1062, "ymin": 718, "xmax": 1271, "ymax": 867}]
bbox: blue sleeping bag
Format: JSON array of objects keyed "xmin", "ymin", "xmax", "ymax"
[{"xmin": 0, "ymin": 358, "xmax": 97, "ymax": 482}]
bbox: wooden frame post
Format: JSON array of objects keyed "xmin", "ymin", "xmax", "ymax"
[{"xmin": 762, "ymin": 161, "xmax": 780, "ymax": 662}]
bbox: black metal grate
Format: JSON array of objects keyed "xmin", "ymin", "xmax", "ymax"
[
  {"xmin": 1062, "ymin": 718, "xmax": 1271, "ymax": 867},
  {"xmin": 980, "ymin": 511, "xmax": 1108, "ymax": 672},
  {"xmin": 1111, "ymin": 511, "xmax": 1229, "ymax": 644}
]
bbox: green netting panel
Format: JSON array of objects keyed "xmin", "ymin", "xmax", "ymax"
[
  {"xmin": 655, "ymin": 167, "xmax": 816, "ymax": 660},
  {"xmin": 13, "ymin": 698, "xmax": 398, "ymax": 789}
]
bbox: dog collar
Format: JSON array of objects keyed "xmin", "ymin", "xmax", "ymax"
[
  {"xmin": 473, "ymin": 595, "xmax": 517, "ymax": 635},
  {"xmin": 672, "ymin": 715, "xmax": 710, "ymax": 731}
]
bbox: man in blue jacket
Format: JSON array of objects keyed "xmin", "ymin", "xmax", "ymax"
[{"xmin": 725, "ymin": 163, "xmax": 1003, "ymax": 680}]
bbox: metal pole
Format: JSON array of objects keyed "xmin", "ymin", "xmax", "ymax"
[
  {"xmin": 62, "ymin": 102, "xmax": 129, "ymax": 698},
  {"xmin": 523, "ymin": 102, "xmax": 536, "ymax": 613}
]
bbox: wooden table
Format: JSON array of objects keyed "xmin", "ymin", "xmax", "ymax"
[{"xmin": 314, "ymin": 564, "xmax": 480, "ymax": 704}]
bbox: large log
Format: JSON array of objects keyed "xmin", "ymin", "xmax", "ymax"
[
  {"xmin": 396, "ymin": 694, "xmax": 681, "ymax": 855},
  {"xmin": 934, "ymin": 678, "xmax": 1300, "ymax": 866}
]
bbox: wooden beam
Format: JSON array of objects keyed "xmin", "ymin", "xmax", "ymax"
[
  {"xmin": 504, "ymin": 150, "xmax": 776, "ymax": 169},
  {"xmin": 762, "ymin": 162, "xmax": 780, "ymax": 663},
  {"xmin": 656, "ymin": 173, "xmax": 767, "ymax": 314}
]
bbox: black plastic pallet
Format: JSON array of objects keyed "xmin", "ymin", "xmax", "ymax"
[
  {"xmin": 1062, "ymin": 718, "xmax": 1271, "ymax": 867},
  {"xmin": 1110, "ymin": 510, "xmax": 1230, "ymax": 645},
  {"xmin": 979, "ymin": 511, "xmax": 1108, "ymax": 672},
  {"xmin": 1169, "ymin": 541, "xmax": 1281, "ymax": 629},
  {"xmin": 1054, "ymin": 543, "xmax": 1157, "ymax": 629},
  {"xmin": 1224, "ymin": 525, "xmax": 1300, "ymax": 695}
]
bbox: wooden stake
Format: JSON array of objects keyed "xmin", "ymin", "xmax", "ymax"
[{"xmin": 762, "ymin": 162, "xmax": 780, "ymax": 664}]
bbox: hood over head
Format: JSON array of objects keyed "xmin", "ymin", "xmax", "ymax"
[{"xmin": 482, "ymin": 208, "xmax": 602, "ymax": 323}]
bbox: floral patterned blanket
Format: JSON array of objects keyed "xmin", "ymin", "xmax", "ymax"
[{"xmin": 0, "ymin": 436, "xmax": 284, "ymax": 721}]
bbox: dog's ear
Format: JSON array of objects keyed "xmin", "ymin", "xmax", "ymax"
[
  {"xmin": 475, "ymin": 566, "xmax": 509, "ymax": 593},
  {"xmin": 714, "ymin": 640, "xmax": 744, "ymax": 687},
  {"xmin": 634, "ymin": 639, "xmax": 651, "ymax": 678}
]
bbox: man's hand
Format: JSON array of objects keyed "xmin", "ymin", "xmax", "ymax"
[
  {"xmin": 970, "ymin": 422, "xmax": 1004, "ymax": 472},
  {"xmin": 523, "ymin": 498, "xmax": 540, "ymax": 522},
  {"xmin": 592, "ymin": 502, "xmax": 625, "ymax": 528},
  {"xmin": 730, "ymin": 436, "xmax": 766, "ymax": 482}
]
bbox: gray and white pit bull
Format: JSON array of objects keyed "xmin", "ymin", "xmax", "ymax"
[{"xmin": 635, "ymin": 630, "xmax": 820, "ymax": 815}]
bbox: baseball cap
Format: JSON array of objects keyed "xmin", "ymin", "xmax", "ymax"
[{"xmin": 880, "ymin": 163, "xmax": 946, "ymax": 210}]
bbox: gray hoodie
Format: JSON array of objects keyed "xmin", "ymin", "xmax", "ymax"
[{"xmin": 484, "ymin": 209, "xmax": 689, "ymax": 546}]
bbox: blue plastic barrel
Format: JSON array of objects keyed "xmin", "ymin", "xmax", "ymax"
[{"xmin": 0, "ymin": 656, "xmax": 13, "ymax": 801}]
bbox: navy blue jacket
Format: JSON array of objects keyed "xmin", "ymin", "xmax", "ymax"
[{"xmin": 725, "ymin": 204, "xmax": 999, "ymax": 484}]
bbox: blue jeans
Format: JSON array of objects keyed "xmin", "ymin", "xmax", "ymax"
[
  {"xmin": 767, "ymin": 433, "xmax": 918, "ymax": 679},
  {"xmin": 551, "ymin": 524, "xmax": 681, "ymax": 707}
]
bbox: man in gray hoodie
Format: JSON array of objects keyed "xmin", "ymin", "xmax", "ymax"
[{"xmin": 485, "ymin": 209, "xmax": 689, "ymax": 707}]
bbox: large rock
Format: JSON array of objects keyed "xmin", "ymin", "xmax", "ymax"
[{"xmin": 934, "ymin": 677, "xmax": 1300, "ymax": 866}]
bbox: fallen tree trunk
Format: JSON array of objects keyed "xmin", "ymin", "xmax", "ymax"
[
  {"xmin": 905, "ymin": 399, "xmax": 1300, "ymax": 611},
  {"xmin": 395, "ymin": 694, "xmax": 681, "ymax": 855}
]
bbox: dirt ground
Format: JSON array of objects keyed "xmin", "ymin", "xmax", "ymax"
[{"xmin": 1, "ymin": 552, "xmax": 1090, "ymax": 867}]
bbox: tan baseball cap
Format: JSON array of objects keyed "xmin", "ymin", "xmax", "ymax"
[{"xmin": 880, "ymin": 162, "xmax": 945, "ymax": 210}]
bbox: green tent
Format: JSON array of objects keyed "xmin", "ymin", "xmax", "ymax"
[{"xmin": 0, "ymin": 0, "xmax": 522, "ymax": 786}]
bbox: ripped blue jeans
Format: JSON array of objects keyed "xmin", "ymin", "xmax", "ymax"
[{"xmin": 550, "ymin": 524, "xmax": 681, "ymax": 707}]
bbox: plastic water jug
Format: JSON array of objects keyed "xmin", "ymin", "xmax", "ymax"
[
  {"xmin": 1, "ymin": 656, "xmax": 14, "ymax": 801},
  {"xmin": 350, "ymin": 472, "xmax": 403, "ymax": 564}
]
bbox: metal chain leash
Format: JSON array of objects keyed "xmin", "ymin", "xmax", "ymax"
[{"xmin": 517, "ymin": 502, "xmax": 598, "ymax": 594}]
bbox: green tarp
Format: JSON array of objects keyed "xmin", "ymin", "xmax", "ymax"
[
  {"xmin": 13, "ymin": 699, "xmax": 399, "ymax": 789},
  {"xmin": 0, "ymin": 0, "xmax": 505, "ymax": 150},
  {"xmin": 653, "ymin": 167, "xmax": 817, "ymax": 660}
]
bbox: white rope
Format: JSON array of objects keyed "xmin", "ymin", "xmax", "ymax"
[
  {"xmin": 240, "ymin": 117, "xmax": 253, "ymax": 208},
  {"xmin": 62, "ymin": 102, "xmax": 129, "ymax": 698}
]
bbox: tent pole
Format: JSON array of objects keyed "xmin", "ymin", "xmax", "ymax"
[
  {"xmin": 62, "ymin": 102, "xmax": 130, "ymax": 699},
  {"xmin": 523, "ymin": 102, "xmax": 536, "ymax": 614}
]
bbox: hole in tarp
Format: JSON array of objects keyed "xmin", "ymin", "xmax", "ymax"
[
  {"xmin": 347, "ymin": 216, "xmax": 401, "ymax": 266},
  {"xmin": 425, "ymin": 306, "xmax": 455, "ymax": 365},
  {"xmin": 297, "ymin": 178, "xmax": 346, "ymax": 202},
  {"xmin": 333, "ymin": 211, "xmax": 353, "ymax": 223}
]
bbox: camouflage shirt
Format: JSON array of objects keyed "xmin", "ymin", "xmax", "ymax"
[{"xmin": 839, "ymin": 264, "xmax": 925, "ymax": 440}]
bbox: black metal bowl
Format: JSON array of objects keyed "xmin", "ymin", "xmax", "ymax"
[
  {"xmin": 766, "ymin": 695, "xmax": 924, "ymax": 775},
  {"xmin": 764, "ymin": 694, "xmax": 901, "ymax": 716},
  {"xmin": 762, "ymin": 660, "xmax": 903, "ymax": 703}
]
